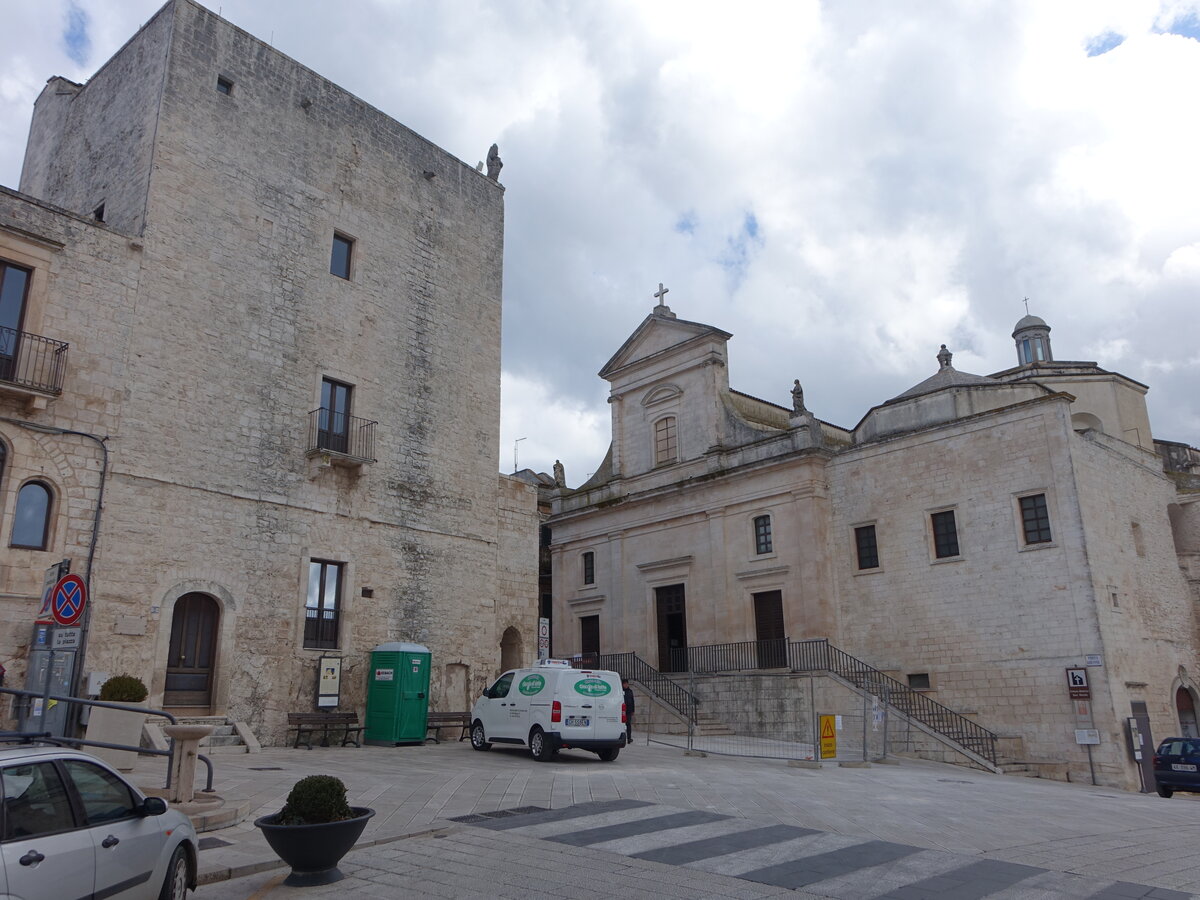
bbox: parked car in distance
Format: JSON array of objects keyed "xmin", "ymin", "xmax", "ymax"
[
  {"xmin": 0, "ymin": 744, "xmax": 197, "ymax": 898},
  {"xmin": 1152, "ymin": 737, "xmax": 1200, "ymax": 798}
]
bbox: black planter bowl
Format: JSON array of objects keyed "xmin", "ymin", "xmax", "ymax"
[{"xmin": 254, "ymin": 807, "xmax": 375, "ymax": 886}]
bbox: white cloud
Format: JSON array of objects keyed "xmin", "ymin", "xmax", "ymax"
[{"xmin": 3, "ymin": 0, "xmax": 1199, "ymax": 473}]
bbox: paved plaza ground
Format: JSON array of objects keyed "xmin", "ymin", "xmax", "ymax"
[{"xmin": 144, "ymin": 735, "xmax": 1200, "ymax": 898}]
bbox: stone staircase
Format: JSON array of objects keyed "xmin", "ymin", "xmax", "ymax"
[
  {"xmin": 693, "ymin": 711, "xmax": 735, "ymax": 737},
  {"xmin": 143, "ymin": 715, "xmax": 260, "ymax": 755}
]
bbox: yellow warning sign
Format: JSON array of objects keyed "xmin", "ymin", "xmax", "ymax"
[{"xmin": 819, "ymin": 714, "xmax": 837, "ymax": 759}]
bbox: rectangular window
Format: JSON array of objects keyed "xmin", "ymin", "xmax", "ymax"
[
  {"xmin": 654, "ymin": 416, "xmax": 678, "ymax": 465},
  {"xmin": 931, "ymin": 510, "xmax": 960, "ymax": 559},
  {"xmin": 908, "ymin": 673, "xmax": 931, "ymax": 690},
  {"xmin": 1019, "ymin": 494, "xmax": 1052, "ymax": 544},
  {"xmin": 331, "ymin": 233, "xmax": 353, "ymax": 279},
  {"xmin": 305, "ymin": 559, "xmax": 343, "ymax": 649},
  {"xmin": 854, "ymin": 524, "xmax": 879, "ymax": 570},
  {"xmin": 753, "ymin": 515, "xmax": 773, "ymax": 555},
  {"xmin": 216, "ymin": 75, "xmax": 233, "ymax": 95},
  {"xmin": 317, "ymin": 377, "xmax": 352, "ymax": 453},
  {"xmin": 582, "ymin": 551, "xmax": 595, "ymax": 585},
  {"xmin": 0, "ymin": 261, "xmax": 32, "ymax": 383}
]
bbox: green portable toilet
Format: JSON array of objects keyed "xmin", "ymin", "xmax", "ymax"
[{"xmin": 365, "ymin": 642, "xmax": 431, "ymax": 745}]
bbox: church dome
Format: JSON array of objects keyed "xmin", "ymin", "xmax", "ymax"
[{"xmin": 1012, "ymin": 314, "xmax": 1049, "ymax": 337}]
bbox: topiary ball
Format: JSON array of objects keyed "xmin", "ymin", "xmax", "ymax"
[
  {"xmin": 279, "ymin": 775, "xmax": 353, "ymax": 825},
  {"xmin": 98, "ymin": 674, "xmax": 148, "ymax": 703}
]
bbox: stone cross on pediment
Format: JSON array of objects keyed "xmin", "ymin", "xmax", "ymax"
[{"xmin": 653, "ymin": 283, "xmax": 669, "ymax": 308}]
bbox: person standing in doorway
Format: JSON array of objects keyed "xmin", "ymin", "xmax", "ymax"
[{"xmin": 622, "ymin": 678, "xmax": 635, "ymax": 745}]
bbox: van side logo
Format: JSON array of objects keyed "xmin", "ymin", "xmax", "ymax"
[
  {"xmin": 574, "ymin": 678, "xmax": 611, "ymax": 697},
  {"xmin": 518, "ymin": 674, "xmax": 545, "ymax": 695}
]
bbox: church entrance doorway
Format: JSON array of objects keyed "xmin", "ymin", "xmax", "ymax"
[
  {"xmin": 1178, "ymin": 687, "xmax": 1198, "ymax": 738},
  {"xmin": 165, "ymin": 593, "xmax": 219, "ymax": 711},
  {"xmin": 656, "ymin": 584, "xmax": 688, "ymax": 672},
  {"xmin": 579, "ymin": 615, "xmax": 599, "ymax": 666},
  {"xmin": 753, "ymin": 591, "xmax": 786, "ymax": 668}
]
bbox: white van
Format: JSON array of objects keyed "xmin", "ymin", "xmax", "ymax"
[{"xmin": 470, "ymin": 660, "xmax": 626, "ymax": 761}]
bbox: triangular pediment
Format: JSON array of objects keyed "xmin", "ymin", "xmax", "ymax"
[{"xmin": 599, "ymin": 312, "xmax": 732, "ymax": 381}]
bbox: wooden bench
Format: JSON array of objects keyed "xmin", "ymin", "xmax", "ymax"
[
  {"xmin": 425, "ymin": 711, "xmax": 470, "ymax": 743},
  {"xmin": 287, "ymin": 712, "xmax": 364, "ymax": 750}
]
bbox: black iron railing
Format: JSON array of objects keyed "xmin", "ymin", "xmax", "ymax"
[
  {"xmin": 0, "ymin": 327, "xmax": 68, "ymax": 394},
  {"xmin": 792, "ymin": 639, "xmax": 998, "ymax": 765},
  {"xmin": 594, "ymin": 651, "xmax": 699, "ymax": 722},
  {"xmin": 304, "ymin": 607, "xmax": 339, "ymax": 649},
  {"xmin": 671, "ymin": 638, "xmax": 789, "ymax": 673},
  {"xmin": 307, "ymin": 408, "xmax": 377, "ymax": 462}
]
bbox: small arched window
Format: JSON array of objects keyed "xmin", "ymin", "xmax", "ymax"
[{"xmin": 12, "ymin": 480, "xmax": 52, "ymax": 549}]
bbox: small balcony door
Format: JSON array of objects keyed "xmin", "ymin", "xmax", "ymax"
[
  {"xmin": 0, "ymin": 261, "xmax": 31, "ymax": 382},
  {"xmin": 318, "ymin": 378, "xmax": 352, "ymax": 453},
  {"xmin": 165, "ymin": 593, "xmax": 219, "ymax": 710}
]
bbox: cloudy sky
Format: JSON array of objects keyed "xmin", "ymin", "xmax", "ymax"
[{"xmin": 2, "ymin": 1, "xmax": 1198, "ymax": 484}]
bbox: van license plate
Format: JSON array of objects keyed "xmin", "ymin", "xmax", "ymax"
[
  {"xmin": 1172, "ymin": 764, "xmax": 1197, "ymax": 772},
  {"xmin": 565, "ymin": 716, "xmax": 589, "ymax": 727}
]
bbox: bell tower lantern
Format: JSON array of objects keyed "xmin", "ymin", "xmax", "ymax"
[{"xmin": 1013, "ymin": 314, "xmax": 1053, "ymax": 366}]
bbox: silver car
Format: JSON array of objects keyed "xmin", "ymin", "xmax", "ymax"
[{"xmin": 0, "ymin": 745, "xmax": 196, "ymax": 899}]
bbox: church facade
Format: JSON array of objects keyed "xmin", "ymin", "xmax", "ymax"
[
  {"xmin": 0, "ymin": 0, "xmax": 537, "ymax": 743},
  {"xmin": 549, "ymin": 298, "xmax": 1200, "ymax": 789}
]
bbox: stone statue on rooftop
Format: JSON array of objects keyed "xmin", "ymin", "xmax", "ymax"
[
  {"xmin": 486, "ymin": 144, "xmax": 503, "ymax": 181},
  {"xmin": 791, "ymin": 380, "xmax": 806, "ymax": 414},
  {"xmin": 553, "ymin": 459, "xmax": 565, "ymax": 488}
]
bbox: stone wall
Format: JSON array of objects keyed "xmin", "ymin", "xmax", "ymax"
[{"xmin": 0, "ymin": 0, "xmax": 519, "ymax": 745}]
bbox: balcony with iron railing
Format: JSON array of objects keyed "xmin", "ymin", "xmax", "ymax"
[
  {"xmin": 0, "ymin": 327, "xmax": 69, "ymax": 402},
  {"xmin": 306, "ymin": 407, "xmax": 377, "ymax": 466}
]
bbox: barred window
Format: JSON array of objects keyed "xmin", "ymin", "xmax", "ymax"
[
  {"xmin": 1019, "ymin": 494, "xmax": 1052, "ymax": 544},
  {"xmin": 582, "ymin": 551, "xmax": 595, "ymax": 585}
]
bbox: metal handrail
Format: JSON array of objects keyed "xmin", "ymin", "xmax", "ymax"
[
  {"xmin": 0, "ymin": 687, "xmax": 217, "ymax": 791},
  {"xmin": 638, "ymin": 637, "xmax": 999, "ymax": 766},
  {"xmin": 789, "ymin": 639, "xmax": 999, "ymax": 765},
  {"xmin": 593, "ymin": 651, "xmax": 699, "ymax": 722}
]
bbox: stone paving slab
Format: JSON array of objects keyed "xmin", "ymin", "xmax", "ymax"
[
  {"xmin": 452, "ymin": 800, "xmax": 1197, "ymax": 900},
  {"xmin": 139, "ymin": 736, "xmax": 1200, "ymax": 896}
]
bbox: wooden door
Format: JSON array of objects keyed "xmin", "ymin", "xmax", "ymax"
[
  {"xmin": 165, "ymin": 593, "xmax": 219, "ymax": 709},
  {"xmin": 753, "ymin": 591, "xmax": 787, "ymax": 668}
]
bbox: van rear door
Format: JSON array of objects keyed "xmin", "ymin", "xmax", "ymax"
[{"xmin": 558, "ymin": 671, "xmax": 615, "ymax": 743}]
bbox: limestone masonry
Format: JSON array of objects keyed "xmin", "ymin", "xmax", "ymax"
[
  {"xmin": 0, "ymin": 0, "xmax": 536, "ymax": 744},
  {"xmin": 548, "ymin": 300, "xmax": 1200, "ymax": 789}
]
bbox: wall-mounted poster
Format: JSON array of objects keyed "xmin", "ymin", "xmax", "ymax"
[{"xmin": 317, "ymin": 656, "xmax": 342, "ymax": 708}]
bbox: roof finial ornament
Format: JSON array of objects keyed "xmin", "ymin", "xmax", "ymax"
[
  {"xmin": 653, "ymin": 282, "xmax": 669, "ymax": 308},
  {"xmin": 1023, "ymin": 296, "xmax": 1030, "ymax": 316},
  {"xmin": 651, "ymin": 282, "xmax": 675, "ymax": 318},
  {"xmin": 937, "ymin": 344, "xmax": 953, "ymax": 370}
]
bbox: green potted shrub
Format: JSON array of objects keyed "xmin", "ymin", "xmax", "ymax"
[
  {"xmin": 254, "ymin": 775, "xmax": 374, "ymax": 885},
  {"xmin": 85, "ymin": 674, "xmax": 149, "ymax": 771}
]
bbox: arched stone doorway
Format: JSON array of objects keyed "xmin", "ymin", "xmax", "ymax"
[
  {"xmin": 1177, "ymin": 686, "xmax": 1198, "ymax": 738},
  {"xmin": 500, "ymin": 626, "xmax": 523, "ymax": 672},
  {"xmin": 165, "ymin": 593, "xmax": 220, "ymax": 711}
]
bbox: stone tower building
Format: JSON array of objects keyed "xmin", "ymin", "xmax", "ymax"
[
  {"xmin": 0, "ymin": 0, "xmax": 536, "ymax": 742},
  {"xmin": 550, "ymin": 295, "xmax": 1200, "ymax": 789}
]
